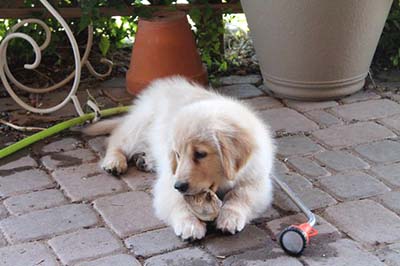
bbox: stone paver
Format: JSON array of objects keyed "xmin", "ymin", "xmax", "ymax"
[
  {"xmin": 381, "ymin": 114, "xmax": 400, "ymax": 132},
  {"xmin": 76, "ymin": 254, "xmax": 141, "ymax": 266},
  {"xmin": 383, "ymin": 88, "xmax": 400, "ymax": 99},
  {"xmin": 376, "ymin": 191, "xmax": 400, "ymax": 215},
  {"xmin": 43, "ymin": 100, "xmax": 76, "ymax": 116},
  {"xmin": 303, "ymin": 239, "xmax": 386, "ymax": 266},
  {"xmin": 305, "ymin": 109, "xmax": 343, "ymax": 127},
  {"xmin": 219, "ymin": 75, "xmax": 262, "ymax": 85},
  {"xmin": 221, "ymin": 244, "xmax": 286, "ymax": 266},
  {"xmin": 204, "ymin": 225, "xmax": 268, "ymax": 257},
  {"xmin": 0, "ymin": 233, "xmax": 7, "ymax": 248},
  {"xmin": 99, "ymin": 77, "xmax": 125, "ymax": 88},
  {"xmin": 49, "ymin": 102, "xmax": 84, "ymax": 119},
  {"xmin": 41, "ymin": 148, "xmax": 97, "ymax": 171},
  {"xmin": 91, "ymin": 96, "xmax": 117, "ymax": 109},
  {"xmin": 100, "ymin": 86, "xmax": 133, "ymax": 104},
  {"xmin": 313, "ymin": 122, "xmax": 395, "ymax": 147},
  {"xmin": 0, "ymin": 169, "xmax": 54, "ymax": 197},
  {"xmin": 87, "ymin": 136, "xmax": 107, "ymax": 156},
  {"xmin": 287, "ymin": 157, "xmax": 329, "ymax": 177},
  {"xmin": 2, "ymin": 76, "xmax": 400, "ymax": 266},
  {"xmin": 274, "ymin": 173, "xmax": 336, "ymax": 211},
  {"xmin": 375, "ymin": 242, "xmax": 400, "ymax": 266},
  {"xmin": 276, "ymin": 136, "xmax": 323, "ymax": 157},
  {"xmin": 284, "ymin": 100, "xmax": 338, "ymax": 112},
  {"xmin": 144, "ymin": 247, "xmax": 218, "ymax": 266},
  {"xmin": 257, "ymin": 206, "xmax": 281, "ymax": 221},
  {"xmin": 49, "ymin": 228, "xmax": 123, "ymax": 265},
  {"xmin": 0, "ymin": 97, "xmax": 26, "ymax": 112},
  {"xmin": 324, "ymin": 199, "xmax": 400, "ymax": 245},
  {"xmin": 125, "ymin": 227, "xmax": 187, "ymax": 257},
  {"xmin": 0, "ymin": 242, "xmax": 59, "ymax": 266},
  {"xmin": 40, "ymin": 91, "xmax": 88, "ymax": 119},
  {"xmin": 122, "ymin": 168, "xmax": 155, "ymax": 191},
  {"xmin": 330, "ymin": 99, "xmax": 400, "ymax": 121},
  {"xmin": 267, "ymin": 213, "xmax": 341, "ymax": 240},
  {"xmin": 354, "ymin": 140, "xmax": 400, "ymax": 164},
  {"xmin": 341, "ymin": 90, "xmax": 380, "ymax": 104},
  {"xmin": 3, "ymin": 189, "xmax": 67, "ymax": 215},
  {"xmin": 53, "ymin": 163, "xmax": 126, "ymax": 201},
  {"xmin": 315, "ymin": 150, "xmax": 369, "ymax": 172},
  {"xmin": 225, "ymin": 256, "xmax": 303, "ymax": 266},
  {"xmin": 260, "ymin": 108, "xmax": 319, "ymax": 134},
  {"xmin": 317, "ymin": 171, "xmax": 389, "ymax": 200},
  {"xmin": 371, "ymin": 163, "xmax": 400, "ymax": 187},
  {"xmin": 41, "ymin": 137, "xmax": 81, "ymax": 153},
  {"xmin": 0, "ymin": 204, "xmax": 98, "ymax": 243},
  {"xmin": 0, "ymin": 204, "xmax": 8, "ymax": 219},
  {"xmin": 257, "ymin": 84, "xmax": 269, "ymax": 94},
  {"xmin": 242, "ymin": 96, "xmax": 283, "ymax": 110},
  {"xmin": 273, "ymin": 160, "xmax": 289, "ymax": 174},
  {"xmin": 217, "ymin": 84, "xmax": 264, "ymax": 99},
  {"xmin": 94, "ymin": 191, "xmax": 164, "ymax": 238},
  {"xmin": 0, "ymin": 155, "xmax": 37, "ymax": 170}
]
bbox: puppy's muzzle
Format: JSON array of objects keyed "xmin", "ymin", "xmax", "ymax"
[{"xmin": 174, "ymin": 181, "xmax": 189, "ymax": 193}]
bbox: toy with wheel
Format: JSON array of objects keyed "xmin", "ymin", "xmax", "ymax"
[{"xmin": 272, "ymin": 176, "xmax": 319, "ymax": 256}]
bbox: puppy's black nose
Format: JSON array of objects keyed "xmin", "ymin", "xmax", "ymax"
[{"xmin": 174, "ymin": 181, "xmax": 189, "ymax": 193}]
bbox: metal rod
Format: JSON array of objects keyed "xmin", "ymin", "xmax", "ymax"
[
  {"xmin": 0, "ymin": 2, "xmax": 112, "ymax": 115},
  {"xmin": 271, "ymin": 176, "xmax": 316, "ymax": 227}
]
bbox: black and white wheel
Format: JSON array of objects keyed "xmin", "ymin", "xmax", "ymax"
[{"xmin": 279, "ymin": 226, "xmax": 307, "ymax": 257}]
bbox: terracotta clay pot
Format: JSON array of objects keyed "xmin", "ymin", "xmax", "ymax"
[{"xmin": 126, "ymin": 11, "xmax": 208, "ymax": 95}]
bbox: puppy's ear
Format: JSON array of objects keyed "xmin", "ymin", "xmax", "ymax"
[
  {"xmin": 217, "ymin": 124, "xmax": 254, "ymax": 180},
  {"xmin": 170, "ymin": 151, "xmax": 178, "ymax": 175}
]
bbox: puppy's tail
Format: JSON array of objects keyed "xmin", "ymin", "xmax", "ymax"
[{"xmin": 83, "ymin": 118, "xmax": 121, "ymax": 136}]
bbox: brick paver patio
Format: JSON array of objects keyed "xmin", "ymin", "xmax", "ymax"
[{"xmin": 1, "ymin": 75, "xmax": 400, "ymax": 265}]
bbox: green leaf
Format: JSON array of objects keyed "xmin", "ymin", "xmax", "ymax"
[
  {"xmin": 391, "ymin": 54, "xmax": 399, "ymax": 66},
  {"xmin": 218, "ymin": 61, "xmax": 228, "ymax": 72},
  {"xmin": 204, "ymin": 6, "xmax": 213, "ymax": 20},
  {"xmin": 99, "ymin": 35, "xmax": 111, "ymax": 56},
  {"xmin": 78, "ymin": 15, "xmax": 91, "ymax": 33},
  {"xmin": 189, "ymin": 8, "xmax": 202, "ymax": 24}
]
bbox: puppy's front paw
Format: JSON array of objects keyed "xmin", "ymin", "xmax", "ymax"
[
  {"xmin": 102, "ymin": 154, "xmax": 127, "ymax": 177},
  {"xmin": 216, "ymin": 207, "xmax": 246, "ymax": 235},
  {"xmin": 173, "ymin": 215, "xmax": 206, "ymax": 241}
]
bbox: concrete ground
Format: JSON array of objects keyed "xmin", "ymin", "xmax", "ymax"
[{"xmin": 1, "ymin": 75, "xmax": 400, "ymax": 266}]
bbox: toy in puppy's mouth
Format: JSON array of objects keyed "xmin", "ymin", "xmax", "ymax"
[{"xmin": 183, "ymin": 188, "xmax": 222, "ymax": 221}]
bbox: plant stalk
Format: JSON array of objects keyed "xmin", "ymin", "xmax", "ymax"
[{"xmin": 0, "ymin": 105, "xmax": 130, "ymax": 159}]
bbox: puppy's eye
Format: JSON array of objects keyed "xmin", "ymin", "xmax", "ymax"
[
  {"xmin": 175, "ymin": 152, "xmax": 180, "ymax": 159},
  {"xmin": 194, "ymin": 151, "xmax": 207, "ymax": 160}
]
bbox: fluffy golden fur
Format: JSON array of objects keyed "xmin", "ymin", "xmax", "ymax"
[{"xmin": 85, "ymin": 76, "xmax": 275, "ymax": 240}]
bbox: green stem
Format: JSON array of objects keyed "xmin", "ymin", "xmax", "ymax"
[{"xmin": 0, "ymin": 106, "xmax": 130, "ymax": 159}]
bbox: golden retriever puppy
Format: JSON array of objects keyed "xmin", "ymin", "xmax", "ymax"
[{"xmin": 85, "ymin": 76, "xmax": 275, "ymax": 240}]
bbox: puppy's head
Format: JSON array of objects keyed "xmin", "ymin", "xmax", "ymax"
[{"xmin": 170, "ymin": 118, "xmax": 254, "ymax": 195}]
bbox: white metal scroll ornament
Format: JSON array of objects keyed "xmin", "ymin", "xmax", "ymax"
[{"xmin": 0, "ymin": 0, "xmax": 113, "ymax": 116}]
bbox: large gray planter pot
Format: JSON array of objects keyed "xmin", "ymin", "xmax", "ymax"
[{"xmin": 241, "ymin": 0, "xmax": 393, "ymax": 101}]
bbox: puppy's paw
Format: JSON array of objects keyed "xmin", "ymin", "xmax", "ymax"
[
  {"xmin": 132, "ymin": 152, "xmax": 155, "ymax": 173},
  {"xmin": 216, "ymin": 207, "xmax": 246, "ymax": 235},
  {"xmin": 173, "ymin": 215, "xmax": 207, "ymax": 241},
  {"xmin": 102, "ymin": 154, "xmax": 128, "ymax": 177}
]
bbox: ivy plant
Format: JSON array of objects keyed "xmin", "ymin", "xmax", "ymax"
[{"xmin": 374, "ymin": 0, "xmax": 400, "ymax": 70}]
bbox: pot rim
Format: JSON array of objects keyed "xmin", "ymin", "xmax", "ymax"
[{"xmin": 139, "ymin": 10, "xmax": 187, "ymax": 26}]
